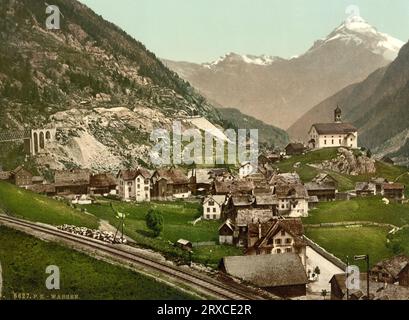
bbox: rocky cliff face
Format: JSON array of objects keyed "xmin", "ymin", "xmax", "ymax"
[
  {"xmin": 0, "ymin": 0, "xmax": 225, "ymax": 171},
  {"xmin": 313, "ymin": 148, "xmax": 376, "ymax": 176}
]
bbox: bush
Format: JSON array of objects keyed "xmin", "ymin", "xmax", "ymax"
[{"xmin": 145, "ymin": 209, "xmax": 164, "ymax": 237}]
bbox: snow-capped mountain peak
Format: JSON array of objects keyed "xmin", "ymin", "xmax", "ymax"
[
  {"xmin": 203, "ymin": 52, "xmax": 280, "ymax": 69},
  {"xmin": 319, "ymin": 15, "xmax": 404, "ymax": 61}
]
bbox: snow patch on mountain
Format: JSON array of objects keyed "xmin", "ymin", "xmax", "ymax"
[
  {"xmin": 203, "ymin": 52, "xmax": 280, "ymax": 69},
  {"xmin": 322, "ymin": 15, "xmax": 404, "ymax": 61}
]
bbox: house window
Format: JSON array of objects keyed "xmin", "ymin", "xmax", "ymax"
[
  {"xmin": 275, "ymin": 239, "xmax": 282, "ymax": 245},
  {"xmin": 128, "ymin": 187, "xmax": 131, "ymax": 193},
  {"xmin": 213, "ymin": 215, "xmax": 216, "ymax": 219},
  {"xmin": 207, "ymin": 208, "xmax": 210, "ymax": 213},
  {"xmin": 286, "ymin": 248, "xmax": 292, "ymax": 253},
  {"xmin": 324, "ymin": 140, "xmax": 327, "ymax": 145},
  {"xmin": 276, "ymin": 249, "xmax": 281, "ymax": 254},
  {"xmin": 286, "ymin": 238, "xmax": 292, "ymax": 244},
  {"xmin": 209, "ymin": 200, "xmax": 214, "ymax": 206},
  {"xmin": 137, "ymin": 184, "xmax": 140, "ymax": 189},
  {"xmin": 281, "ymin": 231, "xmax": 285, "ymax": 236},
  {"xmin": 332, "ymin": 139, "xmax": 334, "ymax": 145},
  {"xmin": 213, "ymin": 208, "xmax": 216, "ymax": 213},
  {"xmin": 137, "ymin": 178, "xmax": 140, "ymax": 183},
  {"xmin": 206, "ymin": 215, "xmax": 210, "ymax": 219}
]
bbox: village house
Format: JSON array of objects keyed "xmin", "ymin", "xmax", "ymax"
[
  {"xmin": 219, "ymin": 253, "xmax": 308, "ymax": 298},
  {"xmin": 202, "ymin": 195, "xmax": 226, "ymax": 220},
  {"xmin": 285, "ymin": 143, "xmax": 305, "ymax": 156},
  {"xmin": 308, "ymin": 107, "xmax": 358, "ymax": 150},
  {"xmin": 238, "ymin": 161, "xmax": 257, "ymax": 179},
  {"xmin": 10, "ymin": 166, "xmax": 33, "ymax": 188},
  {"xmin": 330, "ymin": 273, "xmax": 409, "ymax": 300},
  {"xmin": 246, "ymin": 218, "xmax": 307, "ymax": 267},
  {"xmin": 219, "ymin": 194, "xmax": 277, "ymax": 247},
  {"xmin": 382, "ymin": 183, "xmax": 405, "ymax": 202},
  {"xmin": 151, "ymin": 168, "xmax": 190, "ymax": 200},
  {"xmin": 54, "ymin": 169, "xmax": 91, "ymax": 195},
  {"xmin": 258, "ymin": 153, "xmax": 281, "ymax": 167},
  {"xmin": 222, "ymin": 194, "xmax": 277, "ymax": 221},
  {"xmin": 89, "ymin": 173, "xmax": 117, "ymax": 196},
  {"xmin": 209, "ymin": 168, "xmax": 235, "ymax": 182},
  {"xmin": 218, "ymin": 219, "xmax": 235, "ymax": 245},
  {"xmin": 370, "ymin": 255, "xmax": 409, "ymax": 285},
  {"xmin": 274, "ymin": 184, "xmax": 309, "ymax": 217},
  {"xmin": 117, "ymin": 168, "xmax": 151, "ymax": 202},
  {"xmin": 355, "ymin": 182, "xmax": 376, "ymax": 197},
  {"xmin": 371, "ymin": 177, "xmax": 389, "ymax": 194},
  {"xmin": 305, "ymin": 182, "xmax": 337, "ymax": 202}
]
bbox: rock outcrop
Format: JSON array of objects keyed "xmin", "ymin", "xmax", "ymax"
[{"xmin": 315, "ymin": 148, "xmax": 376, "ymax": 175}]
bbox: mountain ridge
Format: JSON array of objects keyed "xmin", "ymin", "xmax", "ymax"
[{"xmin": 164, "ymin": 15, "xmax": 403, "ymax": 129}]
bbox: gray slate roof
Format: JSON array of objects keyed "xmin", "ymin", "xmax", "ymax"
[
  {"xmin": 222, "ymin": 253, "xmax": 307, "ymax": 288},
  {"xmin": 312, "ymin": 123, "xmax": 357, "ymax": 135}
]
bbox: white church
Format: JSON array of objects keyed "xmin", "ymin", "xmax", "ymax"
[{"xmin": 308, "ymin": 107, "xmax": 358, "ymax": 150}]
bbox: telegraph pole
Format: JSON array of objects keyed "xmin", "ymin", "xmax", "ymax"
[{"xmin": 354, "ymin": 254, "xmax": 370, "ymax": 300}]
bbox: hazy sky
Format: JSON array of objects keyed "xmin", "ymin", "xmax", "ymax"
[{"xmin": 79, "ymin": 0, "xmax": 409, "ymax": 63}]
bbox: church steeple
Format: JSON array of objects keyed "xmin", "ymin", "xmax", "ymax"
[{"xmin": 334, "ymin": 106, "xmax": 342, "ymax": 123}]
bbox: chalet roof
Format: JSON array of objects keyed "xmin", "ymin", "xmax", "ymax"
[
  {"xmin": 236, "ymin": 208, "xmax": 274, "ymax": 226},
  {"xmin": 214, "ymin": 180, "xmax": 254, "ymax": 195},
  {"xmin": 154, "ymin": 169, "xmax": 188, "ymax": 184},
  {"xmin": 203, "ymin": 195, "xmax": 226, "ymax": 206},
  {"xmin": 218, "ymin": 219, "xmax": 235, "ymax": 232},
  {"xmin": 311, "ymin": 123, "xmax": 357, "ymax": 135},
  {"xmin": 372, "ymin": 255, "xmax": 409, "ymax": 278},
  {"xmin": 221, "ymin": 253, "xmax": 308, "ymax": 288},
  {"xmin": 12, "ymin": 165, "xmax": 32, "ymax": 176},
  {"xmin": 119, "ymin": 168, "xmax": 151, "ymax": 181},
  {"xmin": 355, "ymin": 182, "xmax": 376, "ymax": 191},
  {"xmin": 54, "ymin": 169, "xmax": 91, "ymax": 187},
  {"xmin": 274, "ymin": 184, "xmax": 308, "ymax": 198},
  {"xmin": 312, "ymin": 173, "xmax": 338, "ymax": 185},
  {"xmin": 330, "ymin": 273, "xmax": 409, "ymax": 300},
  {"xmin": 269, "ymin": 173, "xmax": 301, "ymax": 186},
  {"xmin": 305, "ymin": 182, "xmax": 336, "ymax": 191},
  {"xmin": 255, "ymin": 194, "xmax": 277, "ymax": 206},
  {"xmin": 248, "ymin": 218, "xmax": 306, "ymax": 248},
  {"xmin": 90, "ymin": 173, "xmax": 117, "ymax": 188},
  {"xmin": 232, "ymin": 195, "xmax": 254, "ymax": 207},
  {"xmin": 383, "ymin": 183, "xmax": 405, "ymax": 190}
]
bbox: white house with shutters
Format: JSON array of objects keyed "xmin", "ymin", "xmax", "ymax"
[
  {"xmin": 203, "ymin": 195, "xmax": 226, "ymax": 220},
  {"xmin": 308, "ymin": 107, "xmax": 358, "ymax": 150},
  {"xmin": 117, "ymin": 168, "xmax": 151, "ymax": 202}
]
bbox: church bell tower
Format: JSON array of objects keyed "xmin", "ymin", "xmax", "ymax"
[{"xmin": 334, "ymin": 106, "xmax": 342, "ymax": 123}]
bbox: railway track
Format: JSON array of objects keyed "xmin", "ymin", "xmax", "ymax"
[{"xmin": 0, "ymin": 214, "xmax": 266, "ymax": 300}]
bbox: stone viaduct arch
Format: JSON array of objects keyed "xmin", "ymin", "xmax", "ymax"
[{"xmin": 31, "ymin": 128, "xmax": 56, "ymax": 155}]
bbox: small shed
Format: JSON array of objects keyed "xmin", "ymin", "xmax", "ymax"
[{"xmin": 176, "ymin": 239, "xmax": 193, "ymax": 252}]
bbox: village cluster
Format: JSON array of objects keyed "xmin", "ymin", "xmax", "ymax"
[{"xmin": 0, "ymin": 108, "xmax": 408, "ymax": 299}]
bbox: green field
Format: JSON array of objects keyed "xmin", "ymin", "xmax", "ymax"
[
  {"xmin": 304, "ymin": 197, "xmax": 409, "ymax": 227},
  {"xmin": 305, "ymin": 226, "xmax": 394, "ymax": 269},
  {"xmin": 82, "ymin": 200, "xmax": 243, "ymax": 267},
  {"xmin": 0, "ymin": 226, "xmax": 197, "ymax": 300},
  {"xmin": 0, "ymin": 181, "xmax": 98, "ymax": 228}
]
